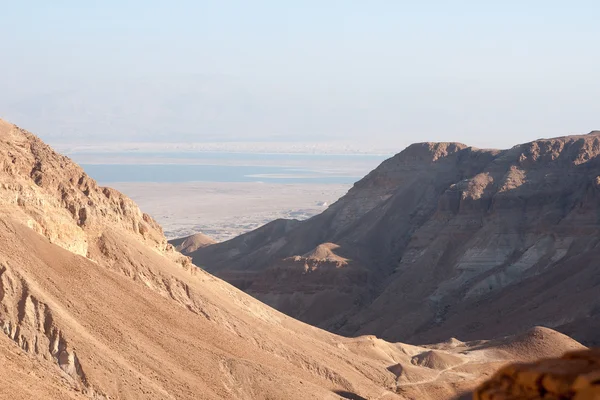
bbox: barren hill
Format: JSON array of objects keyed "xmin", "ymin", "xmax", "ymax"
[
  {"xmin": 187, "ymin": 134, "xmax": 600, "ymax": 346},
  {"xmin": 169, "ymin": 232, "xmax": 217, "ymax": 253}
]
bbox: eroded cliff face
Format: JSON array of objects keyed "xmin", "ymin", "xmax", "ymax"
[
  {"xmin": 347, "ymin": 133, "xmax": 600, "ymax": 345},
  {"xmin": 0, "ymin": 119, "xmax": 170, "ymax": 258},
  {"xmin": 0, "ymin": 261, "xmax": 100, "ymax": 397},
  {"xmin": 190, "ymin": 132, "xmax": 600, "ymax": 345}
]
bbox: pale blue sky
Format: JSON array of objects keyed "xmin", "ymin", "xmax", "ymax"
[{"xmin": 0, "ymin": 1, "xmax": 598, "ymax": 149}]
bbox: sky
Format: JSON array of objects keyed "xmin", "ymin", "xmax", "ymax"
[{"xmin": 0, "ymin": 1, "xmax": 599, "ymax": 151}]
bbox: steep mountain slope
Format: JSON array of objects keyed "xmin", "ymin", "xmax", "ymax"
[
  {"xmin": 2, "ymin": 119, "xmax": 583, "ymax": 399},
  {"xmin": 188, "ymin": 133, "xmax": 600, "ymax": 346}
]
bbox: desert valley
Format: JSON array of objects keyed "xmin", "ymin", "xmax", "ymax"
[
  {"xmin": 3, "ymin": 1, "xmax": 600, "ymax": 397},
  {"xmin": 0, "ymin": 118, "xmax": 599, "ymax": 399}
]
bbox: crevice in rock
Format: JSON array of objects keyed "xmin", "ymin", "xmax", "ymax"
[{"xmin": 0, "ymin": 264, "xmax": 108, "ymax": 399}]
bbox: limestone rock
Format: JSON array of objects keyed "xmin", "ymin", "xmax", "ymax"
[{"xmin": 473, "ymin": 349, "xmax": 600, "ymax": 399}]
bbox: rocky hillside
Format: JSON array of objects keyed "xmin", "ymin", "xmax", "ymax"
[
  {"xmin": 2, "ymin": 119, "xmax": 585, "ymax": 399},
  {"xmin": 0, "ymin": 119, "xmax": 169, "ymax": 257},
  {"xmin": 187, "ymin": 132, "xmax": 600, "ymax": 346}
]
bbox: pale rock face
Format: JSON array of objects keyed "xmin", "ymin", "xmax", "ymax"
[
  {"xmin": 189, "ymin": 131, "xmax": 600, "ymax": 346},
  {"xmin": 0, "ymin": 119, "xmax": 170, "ymax": 257}
]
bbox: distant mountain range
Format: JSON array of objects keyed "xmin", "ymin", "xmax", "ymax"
[
  {"xmin": 0, "ymin": 76, "xmax": 408, "ymax": 149},
  {"xmin": 52, "ymin": 140, "xmax": 396, "ymax": 156}
]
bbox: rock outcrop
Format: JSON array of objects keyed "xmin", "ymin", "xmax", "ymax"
[
  {"xmin": 0, "ymin": 119, "xmax": 170, "ymax": 257},
  {"xmin": 187, "ymin": 132, "xmax": 600, "ymax": 346},
  {"xmin": 473, "ymin": 348, "xmax": 600, "ymax": 399}
]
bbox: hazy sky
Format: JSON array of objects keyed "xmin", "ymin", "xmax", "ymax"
[{"xmin": 1, "ymin": 1, "xmax": 599, "ymax": 150}]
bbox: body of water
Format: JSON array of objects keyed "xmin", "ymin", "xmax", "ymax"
[
  {"xmin": 77, "ymin": 152, "xmax": 389, "ymax": 184},
  {"xmin": 82, "ymin": 163, "xmax": 362, "ymax": 184}
]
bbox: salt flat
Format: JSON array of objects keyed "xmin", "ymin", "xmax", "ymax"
[{"xmin": 110, "ymin": 181, "xmax": 351, "ymax": 241}]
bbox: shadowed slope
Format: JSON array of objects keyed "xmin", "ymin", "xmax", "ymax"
[{"xmin": 187, "ymin": 132, "xmax": 600, "ymax": 346}]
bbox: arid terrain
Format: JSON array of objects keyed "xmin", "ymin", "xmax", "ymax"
[
  {"xmin": 0, "ymin": 118, "xmax": 596, "ymax": 399},
  {"xmin": 110, "ymin": 181, "xmax": 350, "ymax": 241},
  {"xmin": 182, "ymin": 133, "xmax": 600, "ymax": 349}
]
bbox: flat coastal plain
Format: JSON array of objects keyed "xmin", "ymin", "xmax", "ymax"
[{"xmin": 111, "ymin": 181, "xmax": 351, "ymax": 241}]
